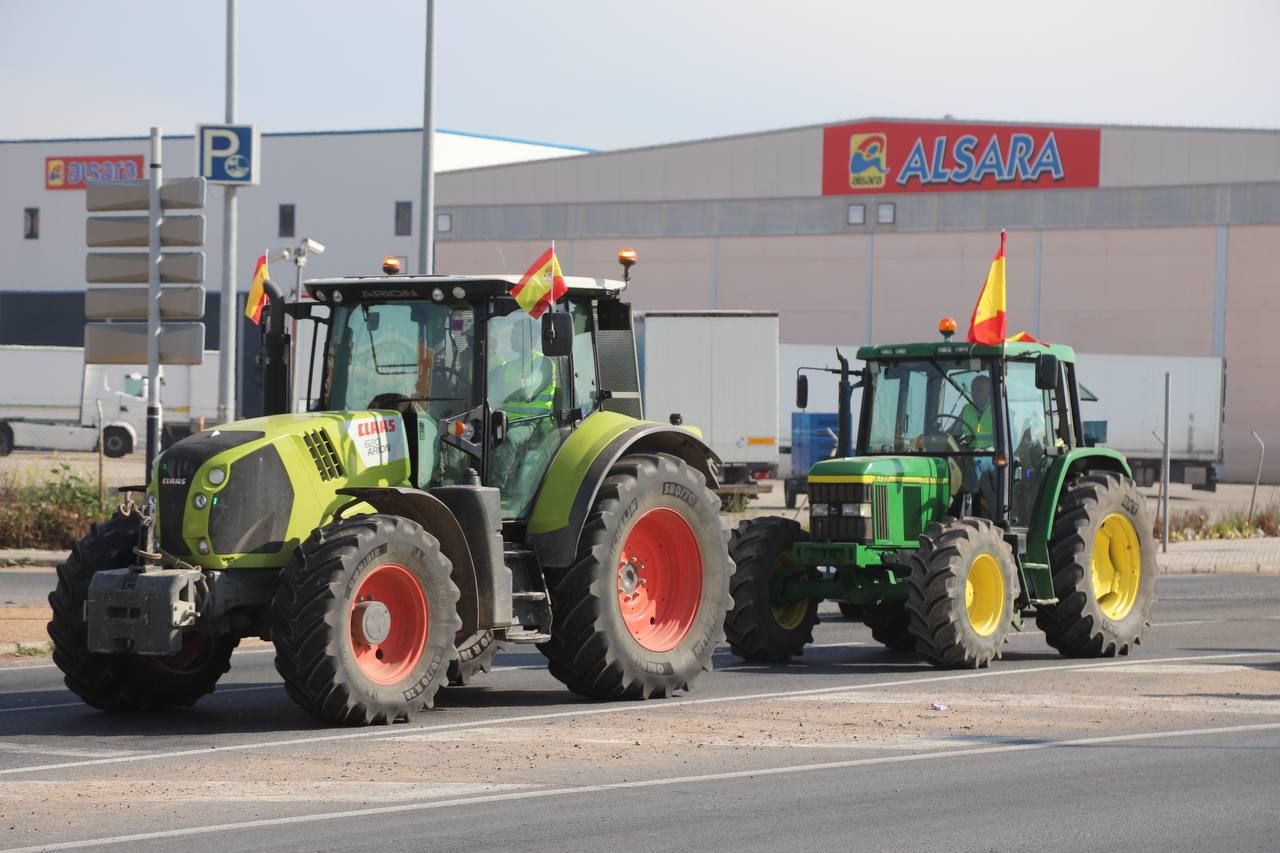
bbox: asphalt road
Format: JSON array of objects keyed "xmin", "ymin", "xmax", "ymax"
[
  {"xmin": 0, "ymin": 575, "xmax": 1277, "ymax": 852},
  {"xmin": 0, "ymin": 570, "xmax": 54, "ymax": 607}
]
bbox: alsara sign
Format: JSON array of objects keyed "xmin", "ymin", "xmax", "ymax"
[{"xmin": 821, "ymin": 121, "xmax": 1101, "ymax": 195}]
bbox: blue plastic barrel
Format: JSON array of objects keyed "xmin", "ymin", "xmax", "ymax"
[{"xmin": 790, "ymin": 412, "xmax": 840, "ymax": 475}]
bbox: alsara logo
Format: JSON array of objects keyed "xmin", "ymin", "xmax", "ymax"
[
  {"xmin": 896, "ymin": 132, "xmax": 1064, "ymax": 188},
  {"xmin": 848, "ymin": 133, "xmax": 889, "ymax": 188}
]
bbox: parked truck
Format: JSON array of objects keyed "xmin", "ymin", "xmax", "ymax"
[
  {"xmin": 0, "ymin": 345, "xmax": 220, "ymax": 457},
  {"xmin": 638, "ymin": 311, "xmax": 779, "ymax": 503}
]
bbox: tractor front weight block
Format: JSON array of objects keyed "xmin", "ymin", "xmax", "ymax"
[{"xmin": 87, "ymin": 568, "xmax": 202, "ymax": 655}]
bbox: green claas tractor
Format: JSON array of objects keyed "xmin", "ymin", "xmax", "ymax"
[
  {"xmin": 727, "ymin": 326, "xmax": 1156, "ymax": 668},
  {"xmin": 49, "ymin": 257, "xmax": 732, "ymax": 724}
]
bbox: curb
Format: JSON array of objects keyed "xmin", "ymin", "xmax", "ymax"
[{"xmin": 0, "ymin": 640, "xmax": 51, "ymax": 656}]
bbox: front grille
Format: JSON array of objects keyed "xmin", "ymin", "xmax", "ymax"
[
  {"xmin": 303, "ymin": 429, "xmax": 344, "ymax": 481},
  {"xmin": 872, "ymin": 484, "xmax": 890, "ymax": 540},
  {"xmin": 809, "ymin": 482, "xmax": 871, "ymax": 542},
  {"xmin": 154, "ymin": 430, "xmax": 264, "ymax": 556}
]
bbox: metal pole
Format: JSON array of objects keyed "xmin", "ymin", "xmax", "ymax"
[
  {"xmin": 218, "ymin": 0, "xmax": 239, "ymax": 423},
  {"xmin": 417, "ymin": 0, "xmax": 436, "ymax": 274},
  {"xmin": 1249, "ymin": 430, "xmax": 1265, "ymax": 525},
  {"xmin": 96, "ymin": 399, "xmax": 105, "ymax": 510},
  {"xmin": 1161, "ymin": 372, "xmax": 1171, "ymax": 553},
  {"xmin": 145, "ymin": 127, "xmax": 163, "ymax": 485}
]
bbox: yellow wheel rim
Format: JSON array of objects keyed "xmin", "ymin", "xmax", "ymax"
[
  {"xmin": 770, "ymin": 555, "xmax": 809, "ymax": 630},
  {"xmin": 1092, "ymin": 513, "xmax": 1142, "ymax": 620},
  {"xmin": 965, "ymin": 553, "xmax": 1005, "ymax": 637}
]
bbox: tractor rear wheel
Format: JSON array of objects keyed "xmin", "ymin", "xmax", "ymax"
[
  {"xmin": 905, "ymin": 517, "xmax": 1018, "ymax": 668},
  {"xmin": 863, "ymin": 602, "xmax": 915, "ymax": 652},
  {"xmin": 271, "ymin": 514, "xmax": 460, "ymax": 725},
  {"xmin": 725, "ymin": 516, "xmax": 817, "ymax": 661},
  {"xmin": 48, "ymin": 513, "xmax": 237, "ymax": 710},
  {"xmin": 539, "ymin": 453, "xmax": 731, "ymax": 699},
  {"xmin": 1036, "ymin": 472, "xmax": 1156, "ymax": 657}
]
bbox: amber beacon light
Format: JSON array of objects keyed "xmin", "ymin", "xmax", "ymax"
[
  {"xmin": 382, "ymin": 256, "xmax": 402, "ymax": 275},
  {"xmin": 938, "ymin": 317, "xmax": 957, "ymax": 340},
  {"xmin": 617, "ymin": 248, "xmax": 638, "ymax": 282}
]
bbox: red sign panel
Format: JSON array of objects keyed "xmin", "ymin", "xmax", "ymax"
[
  {"xmin": 821, "ymin": 121, "xmax": 1100, "ymax": 195},
  {"xmin": 45, "ymin": 155, "xmax": 145, "ymax": 190}
]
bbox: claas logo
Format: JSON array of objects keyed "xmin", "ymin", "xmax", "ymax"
[
  {"xmin": 848, "ymin": 133, "xmax": 889, "ymax": 188},
  {"xmin": 46, "ymin": 159, "xmax": 66, "ymax": 188}
]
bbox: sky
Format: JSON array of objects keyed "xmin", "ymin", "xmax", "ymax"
[{"xmin": 1, "ymin": 0, "xmax": 1278, "ymax": 150}]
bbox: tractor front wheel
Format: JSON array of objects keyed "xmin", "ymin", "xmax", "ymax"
[
  {"xmin": 905, "ymin": 517, "xmax": 1018, "ymax": 669},
  {"xmin": 48, "ymin": 513, "xmax": 237, "ymax": 711},
  {"xmin": 725, "ymin": 516, "xmax": 818, "ymax": 661},
  {"xmin": 271, "ymin": 515, "xmax": 460, "ymax": 725},
  {"xmin": 448, "ymin": 629, "xmax": 501, "ymax": 686},
  {"xmin": 1036, "ymin": 472, "xmax": 1156, "ymax": 657},
  {"xmin": 539, "ymin": 452, "xmax": 732, "ymax": 699},
  {"xmin": 863, "ymin": 602, "xmax": 915, "ymax": 652}
]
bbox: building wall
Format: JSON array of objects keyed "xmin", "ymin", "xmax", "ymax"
[{"xmin": 1223, "ymin": 225, "xmax": 1280, "ymax": 481}]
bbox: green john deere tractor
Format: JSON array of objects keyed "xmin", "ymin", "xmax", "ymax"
[
  {"xmin": 727, "ymin": 328, "xmax": 1156, "ymax": 668},
  {"xmin": 50, "ymin": 257, "xmax": 732, "ymax": 724}
]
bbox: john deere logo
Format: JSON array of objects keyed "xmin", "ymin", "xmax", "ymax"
[{"xmin": 848, "ymin": 133, "xmax": 889, "ymax": 188}]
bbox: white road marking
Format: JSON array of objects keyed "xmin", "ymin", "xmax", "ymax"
[
  {"xmin": 0, "ymin": 742, "xmax": 140, "ymax": 759},
  {"xmin": 0, "ymin": 685, "xmax": 278, "ymax": 714},
  {"xmin": 0, "ymin": 779, "xmax": 527, "ymax": 804},
  {"xmin": 7, "ymin": 720, "xmax": 1279, "ymax": 853},
  {"xmin": 0, "ymin": 649, "xmax": 1272, "ymax": 778}
]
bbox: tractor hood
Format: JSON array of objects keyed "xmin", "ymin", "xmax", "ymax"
[
  {"xmin": 806, "ymin": 455, "xmax": 951, "ymax": 546},
  {"xmin": 150, "ymin": 411, "xmax": 412, "ymax": 569},
  {"xmin": 807, "ymin": 455, "xmax": 950, "ymax": 486}
]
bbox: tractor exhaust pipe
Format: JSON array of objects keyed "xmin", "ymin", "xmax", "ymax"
[
  {"xmin": 261, "ymin": 279, "xmax": 290, "ymax": 417},
  {"xmin": 836, "ymin": 348, "xmax": 853, "ymax": 459}
]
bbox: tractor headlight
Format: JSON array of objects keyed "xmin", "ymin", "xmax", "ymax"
[
  {"xmin": 811, "ymin": 503, "xmax": 831, "ymax": 517},
  {"xmin": 840, "ymin": 502, "xmax": 873, "ymax": 517}
]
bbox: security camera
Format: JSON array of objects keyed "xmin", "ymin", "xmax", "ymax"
[{"xmin": 302, "ymin": 238, "xmax": 325, "ymax": 255}]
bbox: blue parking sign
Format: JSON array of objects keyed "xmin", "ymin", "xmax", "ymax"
[{"xmin": 196, "ymin": 124, "xmax": 260, "ymax": 185}]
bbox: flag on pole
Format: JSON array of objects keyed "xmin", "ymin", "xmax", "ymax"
[
  {"xmin": 245, "ymin": 254, "xmax": 269, "ymax": 324},
  {"xmin": 510, "ymin": 246, "xmax": 566, "ymax": 319},
  {"xmin": 966, "ymin": 230, "xmax": 1040, "ymax": 345}
]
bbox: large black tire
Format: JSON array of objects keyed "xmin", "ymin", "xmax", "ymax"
[
  {"xmin": 102, "ymin": 426, "xmax": 132, "ymax": 458},
  {"xmin": 1036, "ymin": 472, "xmax": 1157, "ymax": 657},
  {"xmin": 539, "ymin": 452, "xmax": 732, "ymax": 700},
  {"xmin": 448, "ymin": 629, "xmax": 501, "ymax": 686},
  {"xmin": 837, "ymin": 601, "xmax": 862, "ymax": 619},
  {"xmin": 725, "ymin": 516, "xmax": 817, "ymax": 661},
  {"xmin": 48, "ymin": 513, "xmax": 237, "ymax": 711},
  {"xmin": 0, "ymin": 423, "xmax": 12, "ymax": 456},
  {"xmin": 863, "ymin": 602, "xmax": 915, "ymax": 652},
  {"xmin": 905, "ymin": 517, "xmax": 1018, "ymax": 669},
  {"xmin": 271, "ymin": 514, "xmax": 460, "ymax": 725}
]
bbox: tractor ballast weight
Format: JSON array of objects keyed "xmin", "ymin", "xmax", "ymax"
[
  {"xmin": 50, "ymin": 258, "xmax": 734, "ymax": 724},
  {"xmin": 729, "ymin": 332, "xmax": 1156, "ymax": 670}
]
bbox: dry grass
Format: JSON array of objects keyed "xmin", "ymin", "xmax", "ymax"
[
  {"xmin": 1153, "ymin": 501, "xmax": 1280, "ymax": 542},
  {"xmin": 0, "ymin": 464, "xmax": 110, "ymax": 549}
]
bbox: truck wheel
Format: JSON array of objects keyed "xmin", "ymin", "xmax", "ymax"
[
  {"xmin": 783, "ymin": 479, "xmax": 798, "ymax": 509},
  {"xmin": 0, "ymin": 423, "xmax": 12, "ymax": 456},
  {"xmin": 48, "ymin": 513, "xmax": 237, "ymax": 711},
  {"xmin": 102, "ymin": 426, "xmax": 132, "ymax": 458},
  {"xmin": 724, "ymin": 516, "xmax": 817, "ymax": 661},
  {"xmin": 448, "ymin": 629, "xmax": 500, "ymax": 686},
  {"xmin": 271, "ymin": 514, "xmax": 460, "ymax": 725},
  {"xmin": 905, "ymin": 517, "xmax": 1018, "ymax": 668},
  {"xmin": 863, "ymin": 602, "xmax": 915, "ymax": 652},
  {"xmin": 1036, "ymin": 472, "xmax": 1157, "ymax": 657},
  {"xmin": 539, "ymin": 452, "xmax": 732, "ymax": 699}
]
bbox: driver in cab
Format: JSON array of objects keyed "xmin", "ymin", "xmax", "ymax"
[{"xmin": 954, "ymin": 374, "xmax": 996, "ymax": 511}]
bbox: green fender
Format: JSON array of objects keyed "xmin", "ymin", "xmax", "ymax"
[
  {"xmin": 525, "ymin": 410, "xmax": 719, "ymax": 569},
  {"xmin": 1024, "ymin": 447, "xmax": 1132, "ymax": 574}
]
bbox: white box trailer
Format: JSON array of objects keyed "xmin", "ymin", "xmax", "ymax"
[
  {"xmin": 0, "ymin": 345, "xmax": 221, "ymax": 457},
  {"xmin": 1075, "ymin": 352, "xmax": 1225, "ymax": 490},
  {"xmin": 637, "ymin": 311, "xmax": 779, "ymax": 484}
]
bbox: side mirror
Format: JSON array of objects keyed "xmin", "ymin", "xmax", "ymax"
[
  {"xmin": 796, "ymin": 374, "xmax": 809, "ymax": 409},
  {"xmin": 541, "ymin": 312, "xmax": 573, "ymax": 357},
  {"xmin": 1035, "ymin": 353, "xmax": 1059, "ymax": 391}
]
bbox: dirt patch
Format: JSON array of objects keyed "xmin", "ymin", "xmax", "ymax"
[{"xmin": 0, "ymin": 605, "xmax": 51, "ymax": 645}]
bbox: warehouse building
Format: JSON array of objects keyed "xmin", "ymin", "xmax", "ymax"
[{"xmin": 3, "ymin": 118, "xmax": 1279, "ymax": 480}]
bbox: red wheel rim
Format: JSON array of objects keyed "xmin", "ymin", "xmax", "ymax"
[
  {"xmin": 349, "ymin": 563, "xmax": 429, "ymax": 685},
  {"xmin": 616, "ymin": 508, "xmax": 703, "ymax": 653}
]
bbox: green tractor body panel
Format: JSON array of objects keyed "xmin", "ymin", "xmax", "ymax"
[
  {"xmin": 151, "ymin": 410, "xmax": 412, "ymax": 570},
  {"xmin": 806, "ymin": 455, "xmax": 951, "ymax": 549},
  {"xmin": 1023, "ymin": 447, "xmax": 1132, "ymax": 570},
  {"xmin": 526, "ymin": 411, "xmax": 640, "ymax": 535}
]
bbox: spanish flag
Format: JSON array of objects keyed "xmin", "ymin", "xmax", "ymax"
[
  {"xmin": 510, "ymin": 246, "xmax": 566, "ymax": 319},
  {"xmin": 245, "ymin": 254, "xmax": 269, "ymax": 324},
  {"xmin": 967, "ymin": 231, "xmax": 1040, "ymax": 345}
]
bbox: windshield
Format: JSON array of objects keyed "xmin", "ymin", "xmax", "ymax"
[
  {"xmin": 325, "ymin": 301, "xmax": 475, "ymax": 418},
  {"xmin": 860, "ymin": 357, "xmax": 994, "ymax": 455}
]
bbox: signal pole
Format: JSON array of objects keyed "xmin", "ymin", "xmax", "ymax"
[{"xmin": 218, "ymin": 0, "xmax": 239, "ymax": 422}]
